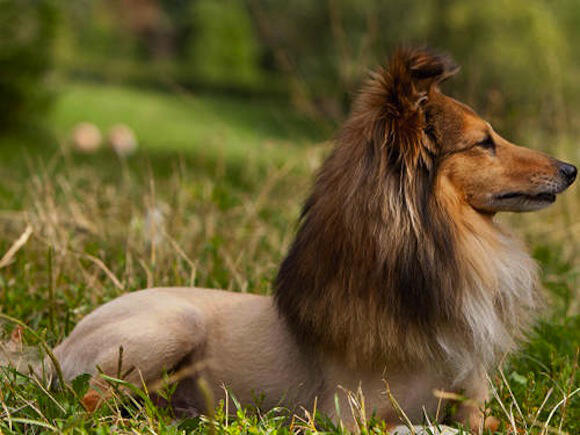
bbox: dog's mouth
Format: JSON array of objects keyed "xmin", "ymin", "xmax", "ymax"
[
  {"xmin": 495, "ymin": 191, "xmax": 556, "ymax": 204},
  {"xmin": 486, "ymin": 190, "xmax": 559, "ymax": 213}
]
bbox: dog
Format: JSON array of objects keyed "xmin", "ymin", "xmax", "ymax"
[{"xmin": 49, "ymin": 48, "xmax": 577, "ymax": 431}]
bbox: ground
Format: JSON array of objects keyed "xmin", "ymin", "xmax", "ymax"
[{"xmin": 0, "ymin": 82, "xmax": 577, "ymax": 433}]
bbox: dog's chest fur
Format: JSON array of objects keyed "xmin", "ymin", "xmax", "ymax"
[{"xmin": 438, "ymin": 219, "xmax": 540, "ymax": 380}]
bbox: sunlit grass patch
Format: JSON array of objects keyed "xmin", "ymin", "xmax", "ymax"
[{"xmin": 50, "ymin": 82, "xmax": 323, "ymax": 166}]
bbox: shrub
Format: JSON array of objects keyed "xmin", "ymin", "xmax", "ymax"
[
  {"xmin": 0, "ymin": 0, "xmax": 58, "ymax": 134},
  {"xmin": 184, "ymin": 0, "xmax": 262, "ymax": 89}
]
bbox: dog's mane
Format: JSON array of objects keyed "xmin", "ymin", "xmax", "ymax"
[{"xmin": 274, "ymin": 48, "xmax": 541, "ymax": 377}]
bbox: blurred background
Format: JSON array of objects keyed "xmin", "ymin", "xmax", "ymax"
[
  {"xmin": 2, "ymin": 0, "xmax": 580, "ymax": 140},
  {"xmin": 0, "ymin": 2, "xmax": 578, "ymax": 431},
  {"xmin": 0, "ymin": 0, "xmax": 578, "ymax": 311}
]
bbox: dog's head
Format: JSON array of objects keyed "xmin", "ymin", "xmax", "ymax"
[
  {"xmin": 276, "ymin": 48, "xmax": 565, "ymax": 366},
  {"xmin": 429, "ymin": 93, "xmax": 576, "ymax": 214},
  {"xmin": 358, "ymin": 48, "xmax": 577, "ymax": 215}
]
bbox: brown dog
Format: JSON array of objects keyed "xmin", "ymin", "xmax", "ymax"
[{"xmin": 50, "ymin": 48, "xmax": 577, "ymax": 431}]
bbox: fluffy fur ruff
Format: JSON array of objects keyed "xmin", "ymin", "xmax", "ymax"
[{"xmin": 274, "ymin": 48, "xmax": 541, "ymax": 380}]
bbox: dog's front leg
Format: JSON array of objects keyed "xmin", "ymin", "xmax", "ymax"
[{"xmin": 453, "ymin": 369, "xmax": 499, "ymax": 433}]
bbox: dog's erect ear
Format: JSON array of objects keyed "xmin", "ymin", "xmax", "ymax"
[
  {"xmin": 362, "ymin": 48, "xmax": 460, "ymax": 170},
  {"xmin": 408, "ymin": 49, "xmax": 460, "ymax": 89},
  {"xmin": 346, "ymin": 47, "xmax": 460, "ymax": 169},
  {"xmin": 390, "ymin": 47, "xmax": 460, "ymax": 107}
]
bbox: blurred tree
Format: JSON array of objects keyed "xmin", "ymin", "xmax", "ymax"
[
  {"xmin": 160, "ymin": 0, "xmax": 195, "ymax": 59},
  {"xmin": 185, "ymin": 0, "xmax": 262, "ymax": 89},
  {"xmin": 248, "ymin": 0, "xmax": 433, "ymax": 119},
  {"xmin": 59, "ymin": 0, "xmax": 141, "ymax": 80},
  {"xmin": 115, "ymin": 0, "xmax": 173, "ymax": 60},
  {"xmin": 249, "ymin": 0, "xmax": 578, "ymax": 136},
  {"xmin": 58, "ymin": 0, "xmax": 265, "ymax": 92},
  {"xmin": 0, "ymin": 0, "xmax": 58, "ymax": 134},
  {"xmin": 433, "ymin": 0, "xmax": 570, "ymax": 135},
  {"xmin": 13, "ymin": 0, "xmax": 576, "ymax": 138}
]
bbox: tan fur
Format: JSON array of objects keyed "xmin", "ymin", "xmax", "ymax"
[{"xmin": 49, "ymin": 48, "xmax": 576, "ymax": 431}]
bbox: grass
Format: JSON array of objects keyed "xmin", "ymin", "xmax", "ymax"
[
  {"xmin": 0, "ymin": 81, "xmax": 578, "ymax": 433},
  {"xmin": 50, "ymin": 82, "xmax": 323, "ymax": 165}
]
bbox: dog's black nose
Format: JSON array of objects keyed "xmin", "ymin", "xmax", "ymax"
[{"xmin": 559, "ymin": 162, "xmax": 577, "ymax": 185}]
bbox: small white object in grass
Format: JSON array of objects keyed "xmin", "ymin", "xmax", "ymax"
[
  {"xmin": 144, "ymin": 204, "xmax": 168, "ymax": 245},
  {"xmin": 71, "ymin": 122, "xmax": 102, "ymax": 153},
  {"xmin": 108, "ymin": 124, "xmax": 138, "ymax": 156}
]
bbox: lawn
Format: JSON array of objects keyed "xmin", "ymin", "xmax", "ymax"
[
  {"xmin": 51, "ymin": 82, "xmax": 322, "ymax": 164},
  {"xmin": 0, "ymin": 82, "xmax": 577, "ymax": 433}
]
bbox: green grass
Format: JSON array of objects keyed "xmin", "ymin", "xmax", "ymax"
[
  {"xmin": 0, "ymin": 82, "xmax": 578, "ymax": 433},
  {"xmin": 51, "ymin": 82, "xmax": 324, "ymax": 165}
]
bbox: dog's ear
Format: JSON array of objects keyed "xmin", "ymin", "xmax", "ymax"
[
  {"xmin": 391, "ymin": 47, "xmax": 460, "ymax": 108},
  {"xmin": 367, "ymin": 48, "xmax": 460, "ymax": 169},
  {"xmin": 346, "ymin": 47, "xmax": 459, "ymax": 170},
  {"xmin": 408, "ymin": 49, "xmax": 459, "ymax": 89}
]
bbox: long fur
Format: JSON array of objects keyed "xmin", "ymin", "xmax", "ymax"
[{"xmin": 274, "ymin": 48, "xmax": 541, "ymax": 379}]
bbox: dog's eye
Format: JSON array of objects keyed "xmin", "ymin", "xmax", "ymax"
[{"xmin": 476, "ymin": 135, "xmax": 495, "ymax": 150}]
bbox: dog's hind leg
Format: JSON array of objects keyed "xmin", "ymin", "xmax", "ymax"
[
  {"xmin": 51, "ymin": 297, "xmax": 208, "ymax": 412},
  {"xmin": 82, "ymin": 318, "xmax": 207, "ymax": 412}
]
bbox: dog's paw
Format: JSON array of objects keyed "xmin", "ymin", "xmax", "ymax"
[
  {"xmin": 463, "ymin": 408, "xmax": 500, "ymax": 434},
  {"xmin": 482, "ymin": 415, "xmax": 500, "ymax": 432},
  {"xmin": 81, "ymin": 388, "xmax": 103, "ymax": 412}
]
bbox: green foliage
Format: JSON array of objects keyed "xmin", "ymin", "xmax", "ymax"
[
  {"xmin": 35, "ymin": 0, "xmax": 580, "ymax": 136},
  {"xmin": 435, "ymin": 0, "xmax": 570, "ymax": 133},
  {"xmin": 186, "ymin": 0, "xmax": 262, "ymax": 88},
  {"xmin": 0, "ymin": 0, "xmax": 58, "ymax": 134},
  {"xmin": 61, "ymin": 1, "xmax": 136, "ymax": 61},
  {"xmin": 533, "ymin": 244, "xmax": 577, "ymax": 317},
  {"xmin": 252, "ymin": 0, "xmax": 578, "ymax": 134}
]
